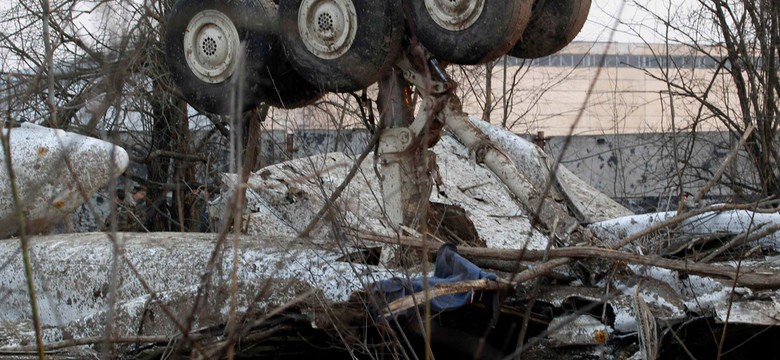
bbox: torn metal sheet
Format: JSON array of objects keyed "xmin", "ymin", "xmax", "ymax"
[
  {"xmin": 713, "ymin": 294, "xmax": 780, "ymax": 325},
  {"xmin": 219, "ymin": 152, "xmax": 392, "ymax": 240}
]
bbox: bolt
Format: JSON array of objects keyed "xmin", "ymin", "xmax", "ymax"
[{"xmin": 399, "ymin": 131, "xmax": 410, "ymax": 145}]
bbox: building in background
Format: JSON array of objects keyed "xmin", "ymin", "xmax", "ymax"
[{"xmin": 457, "ymin": 42, "xmax": 733, "ymax": 136}]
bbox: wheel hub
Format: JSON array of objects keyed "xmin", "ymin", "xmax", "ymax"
[
  {"xmin": 424, "ymin": 0, "xmax": 484, "ymax": 31},
  {"xmin": 298, "ymin": 0, "xmax": 357, "ymax": 60},
  {"xmin": 183, "ymin": 10, "xmax": 240, "ymax": 84}
]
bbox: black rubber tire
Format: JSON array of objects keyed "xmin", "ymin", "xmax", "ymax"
[
  {"xmin": 257, "ymin": 44, "xmax": 324, "ymax": 109},
  {"xmin": 507, "ymin": 0, "xmax": 591, "ymax": 59},
  {"xmin": 165, "ymin": 0, "xmax": 273, "ymax": 114},
  {"xmin": 408, "ymin": 0, "xmax": 533, "ymax": 65},
  {"xmin": 278, "ymin": 0, "xmax": 404, "ymax": 92}
]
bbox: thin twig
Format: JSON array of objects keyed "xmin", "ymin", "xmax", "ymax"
[
  {"xmin": 298, "ymin": 128, "xmax": 381, "ymax": 237},
  {"xmin": 694, "ymin": 123, "xmax": 756, "ymax": 204},
  {"xmin": 517, "ymin": 217, "xmax": 558, "ymax": 354},
  {"xmin": 613, "ymin": 201, "xmax": 777, "ymax": 249},
  {"xmin": 379, "ymin": 279, "xmax": 510, "ymax": 318},
  {"xmin": 1, "ymin": 335, "xmax": 181, "ymax": 353},
  {"xmin": 226, "ymin": 106, "xmax": 264, "ymax": 355},
  {"xmin": 210, "ymin": 289, "xmax": 316, "ymax": 359},
  {"xmin": 353, "ymin": 230, "xmax": 780, "ymax": 288},
  {"xmin": 534, "ymin": 2, "xmax": 627, "ymax": 229},
  {"xmin": 1, "ymin": 120, "xmax": 45, "ymax": 360},
  {"xmin": 698, "ymin": 222, "xmax": 780, "ymax": 263}
]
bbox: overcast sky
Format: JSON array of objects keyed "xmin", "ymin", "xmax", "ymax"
[{"xmin": 576, "ymin": 0, "xmax": 696, "ymax": 43}]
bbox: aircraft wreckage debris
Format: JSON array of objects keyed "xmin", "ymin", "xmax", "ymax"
[{"xmin": 2, "ymin": 124, "xmax": 780, "ymax": 358}]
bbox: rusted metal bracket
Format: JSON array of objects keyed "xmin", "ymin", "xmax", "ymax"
[{"xmin": 395, "ymin": 54, "xmax": 451, "ymax": 95}]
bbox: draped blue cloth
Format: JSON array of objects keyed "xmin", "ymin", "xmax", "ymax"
[{"xmin": 371, "ymin": 244, "xmax": 498, "ymax": 318}]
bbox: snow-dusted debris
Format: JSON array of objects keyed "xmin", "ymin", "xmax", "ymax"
[
  {"xmin": 215, "ymin": 119, "xmax": 636, "ymax": 253},
  {"xmin": 431, "ymin": 136, "xmax": 549, "ymax": 249},
  {"xmin": 468, "ymin": 116, "xmax": 633, "ymax": 223},
  {"xmin": 219, "ymin": 135, "xmax": 551, "ymax": 251},
  {"xmin": 590, "ymin": 209, "xmax": 780, "ymax": 251},
  {"xmin": 5, "ymin": 120, "xmax": 779, "ymax": 358},
  {"xmin": 0, "ymin": 123, "xmax": 128, "ymax": 238},
  {"xmin": 0, "ymin": 232, "xmax": 398, "ymax": 343},
  {"xmin": 532, "ymin": 261, "xmax": 778, "ymax": 338},
  {"xmin": 714, "ymin": 294, "xmax": 780, "ymax": 325}
]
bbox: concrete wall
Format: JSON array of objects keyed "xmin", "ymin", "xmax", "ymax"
[{"xmin": 537, "ymin": 131, "xmax": 755, "ymax": 212}]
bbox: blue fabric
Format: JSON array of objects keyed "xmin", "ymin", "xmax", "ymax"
[{"xmin": 372, "ymin": 244, "xmax": 498, "ymax": 317}]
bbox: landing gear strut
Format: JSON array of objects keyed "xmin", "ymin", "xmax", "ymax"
[{"xmin": 164, "ymin": 0, "xmax": 590, "ymax": 236}]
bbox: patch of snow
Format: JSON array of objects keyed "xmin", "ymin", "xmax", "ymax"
[
  {"xmin": 629, "ymin": 265, "xmax": 682, "ymax": 290},
  {"xmin": 681, "ymin": 275, "xmax": 751, "ymax": 312},
  {"xmin": 612, "ymin": 303, "xmax": 638, "ymax": 333}
]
